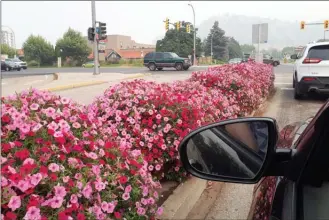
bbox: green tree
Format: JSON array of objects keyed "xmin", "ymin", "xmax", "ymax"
[
  {"xmin": 204, "ymin": 21, "xmax": 229, "ymax": 61},
  {"xmin": 22, "ymin": 35, "xmax": 55, "ymax": 65},
  {"xmin": 156, "ymin": 23, "xmax": 202, "ymax": 58},
  {"xmin": 228, "ymin": 37, "xmax": 243, "ymax": 59},
  {"xmin": 1, "ymin": 44, "xmax": 16, "ymax": 57},
  {"xmin": 281, "ymin": 46, "xmax": 295, "ymax": 55},
  {"xmin": 56, "ymin": 28, "xmax": 91, "ymax": 66},
  {"xmin": 241, "ymin": 44, "xmax": 256, "ymax": 54}
]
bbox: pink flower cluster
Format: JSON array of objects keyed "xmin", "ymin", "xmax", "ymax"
[
  {"xmin": 89, "ymin": 62, "xmax": 274, "ymax": 180},
  {"xmin": 1, "ymin": 62, "xmax": 274, "ymax": 219},
  {"xmin": 1, "ymin": 89, "xmax": 162, "ymax": 220}
]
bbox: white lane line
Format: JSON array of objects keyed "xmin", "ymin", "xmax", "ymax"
[
  {"xmin": 24, "ymin": 80, "xmax": 43, "ymax": 86},
  {"xmin": 281, "ymin": 87, "xmax": 293, "ymax": 90},
  {"xmin": 2, "ymin": 82, "xmax": 8, "ymax": 85},
  {"xmin": 274, "ymin": 82, "xmax": 292, "ymax": 85}
]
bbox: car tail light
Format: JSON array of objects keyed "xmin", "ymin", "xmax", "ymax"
[
  {"xmin": 302, "ymin": 58, "xmax": 322, "ymax": 64},
  {"xmin": 303, "ymin": 77, "xmax": 315, "ymax": 81}
]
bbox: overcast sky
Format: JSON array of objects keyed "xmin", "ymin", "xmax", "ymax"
[{"xmin": 2, "ymin": 1, "xmax": 329, "ymax": 48}]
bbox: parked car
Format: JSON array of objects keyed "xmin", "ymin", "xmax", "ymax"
[
  {"xmin": 291, "ymin": 41, "xmax": 329, "ymax": 99},
  {"xmin": 6, "ymin": 58, "xmax": 27, "ymax": 69},
  {"xmin": 263, "ymin": 54, "xmax": 280, "ymax": 66},
  {"xmin": 1, "ymin": 60, "xmax": 21, "ymax": 71},
  {"xmin": 143, "ymin": 52, "xmax": 191, "ymax": 71},
  {"xmin": 228, "ymin": 58, "xmax": 243, "ymax": 64},
  {"xmin": 82, "ymin": 61, "xmax": 100, "ymax": 68},
  {"xmin": 179, "ymin": 99, "xmax": 329, "ymax": 220}
]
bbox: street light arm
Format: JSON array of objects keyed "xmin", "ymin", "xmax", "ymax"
[{"xmin": 188, "ymin": 3, "xmax": 196, "ymax": 66}]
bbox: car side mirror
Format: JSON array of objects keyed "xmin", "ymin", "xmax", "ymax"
[
  {"xmin": 290, "ymin": 54, "xmax": 298, "ymax": 60},
  {"xmin": 179, "ymin": 117, "xmax": 279, "ymax": 184}
]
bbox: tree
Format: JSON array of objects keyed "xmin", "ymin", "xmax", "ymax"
[
  {"xmin": 281, "ymin": 46, "xmax": 295, "ymax": 55},
  {"xmin": 204, "ymin": 21, "xmax": 229, "ymax": 61},
  {"xmin": 156, "ymin": 23, "xmax": 202, "ymax": 58},
  {"xmin": 56, "ymin": 28, "xmax": 91, "ymax": 65},
  {"xmin": 241, "ymin": 44, "xmax": 256, "ymax": 54},
  {"xmin": 1, "ymin": 44, "xmax": 16, "ymax": 57},
  {"xmin": 23, "ymin": 35, "xmax": 55, "ymax": 65},
  {"xmin": 228, "ymin": 37, "xmax": 243, "ymax": 59}
]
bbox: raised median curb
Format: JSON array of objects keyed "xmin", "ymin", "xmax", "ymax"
[
  {"xmin": 159, "ymin": 92, "xmax": 274, "ymax": 220},
  {"xmin": 44, "ymin": 73, "xmax": 150, "ymax": 92}
]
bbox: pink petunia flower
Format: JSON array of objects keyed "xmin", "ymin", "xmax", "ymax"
[
  {"xmin": 122, "ymin": 192, "xmax": 130, "ymax": 201},
  {"xmin": 30, "ymin": 173, "xmax": 43, "ymax": 186},
  {"xmin": 48, "ymin": 163, "xmax": 60, "ymax": 172},
  {"xmin": 30, "ymin": 103, "xmax": 39, "ymax": 110},
  {"xmin": 23, "ymin": 206, "xmax": 41, "ymax": 220},
  {"xmin": 54, "ymin": 185, "xmax": 67, "ymax": 198},
  {"xmin": 8, "ymin": 196, "xmax": 21, "ymax": 211},
  {"xmin": 50, "ymin": 196, "xmax": 64, "ymax": 209}
]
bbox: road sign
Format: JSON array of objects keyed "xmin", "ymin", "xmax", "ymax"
[{"xmin": 252, "ymin": 23, "xmax": 268, "ymax": 44}]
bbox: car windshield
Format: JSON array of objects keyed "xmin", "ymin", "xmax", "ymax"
[{"xmin": 170, "ymin": 53, "xmax": 179, "ymax": 58}]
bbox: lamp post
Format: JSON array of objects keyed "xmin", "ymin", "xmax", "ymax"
[
  {"xmin": 188, "ymin": 3, "xmax": 196, "ymax": 66},
  {"xmin": 211, "ymin": 33, "xmax": 213, "ymax": 62}
]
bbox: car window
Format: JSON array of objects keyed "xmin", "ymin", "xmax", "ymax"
[
  {"xmin": 155, "ymin": 53, "xmax": 164, "ymax": 59},
  {"xmin": 144, "ymin": 53, "xmax": 153, "ymax": 59},
  {"xmin": 307, "ymin": 45, "xmax": 329, "ymax": 60},
  {"xmin": 297, "ymin": 47, "xmax": 307, "ymax": 58},
  {"xmin": 163, "ymin": 53, "xmax": 172, "ymax": 59},
  {"xmin": 170, "ymin": 53, "xmax": 179, "ymax": 58}
]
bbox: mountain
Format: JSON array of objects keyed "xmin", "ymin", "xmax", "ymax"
[{"xmin": 197, "ymin": 14, "xmax": 327, "ymax": 49}]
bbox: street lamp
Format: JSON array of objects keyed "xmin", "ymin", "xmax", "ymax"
[
  {"xmin": 188, "ymin": 3, "xmax": 196, "ymax": 66},
  {"xmin": 210, "ymin": 33, "xmax": 213, "ymax": 62}
]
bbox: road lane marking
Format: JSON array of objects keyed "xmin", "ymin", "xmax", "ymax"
[
  {"xmin": 24, "ymin": 80, "xmax": 44, "ymax": 86},
  {"xmin": 280, "ymin": 87, "xmax": 293, "ymax": 90},
  {"xmin": 274, "ymin": 82, "xmax": 292, "ymax": 85},
  {"xmin": 2, "ymin": 82, "xmax": 8, "ymax": 85}
]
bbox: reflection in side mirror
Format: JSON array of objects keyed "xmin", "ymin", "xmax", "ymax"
[{"xmin": 179, "ymin": 118, "xmax": 278, "ymax": 184}]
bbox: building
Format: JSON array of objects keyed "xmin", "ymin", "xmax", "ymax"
[
  {"xmin": 1, "ymin": 30, "xmax": 15, "ymax": 48},
  {"xmin": 86, "ymin": 34, "xmax": 156, "ymax": 61}
]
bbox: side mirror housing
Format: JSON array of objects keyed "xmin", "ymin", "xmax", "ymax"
[
  {"xmin": 290, "ymin": 54, "xmax": 298, "ymax": 60},
  {"xmin": 179, "ymin": 117, "xmax": 279, "ymax": 184}
]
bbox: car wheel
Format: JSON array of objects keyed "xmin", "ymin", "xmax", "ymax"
[
  {"xmin": 294, "ymin": 82, "xmax": 302, "ymax": 100},
  {"xmin": 293, "ymin": 76, "xmax": 296, "ymax": 88},
  {"xmin": 23, "ymin": 67, "xmax": 27, "ymax": 70},
  {"xmin": 273, "ymin": 62, "xmax": 278, "ymax": 67},
  {"xmin": 175, "ymin": 63, "xmax": 183, "ymax": 71},
  {"xmin": 148, "ymin": 63, "xmax": 156, "ymax": 71},
  {"xmin": 17, "ymin": 68, "xmax": 21, "ymax": 71},
  {"xmin": 157, "ymin": 68, "xmax": 163, "ymax": 71}
]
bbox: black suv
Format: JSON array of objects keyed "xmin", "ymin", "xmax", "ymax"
[{"xmin": 143, "ymin": 52, "xmax": 191, "ymax": 71}]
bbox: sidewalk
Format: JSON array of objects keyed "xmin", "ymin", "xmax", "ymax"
[{"xmin": 2, "ymin": 72, "xmax": 148, "ymax": 97}]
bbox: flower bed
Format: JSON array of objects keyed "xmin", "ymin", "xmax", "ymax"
[
  {"xmin": 89, "ymin": 62, "xmax": 275, "ymax": 181},
  {"xmin": 1, "ymin": 89, "xmax": 162, "ymax": 220},
  {"xmin": 1, "ymin": 62, "xmax": 274, "ymax": 219}
]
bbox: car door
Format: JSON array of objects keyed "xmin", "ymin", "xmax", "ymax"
[
  {"xmin": 248, "ymin": 101, "xmax": 329, "ymax": 220},
  {"xmin": 154, "ymin": 53, "xmax": 164, "ymax": 67},
  {"xmin": 163, "ymin": 53, "xmax": 174, "ymax": 67}
]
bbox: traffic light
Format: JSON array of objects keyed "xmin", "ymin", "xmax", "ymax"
[
  {"xmin": 186, "ymin": 24, "xmax": 190, "ymax": 33},
  {"xmin": 88, "ymin": 27, "xmax": 95, "ymax": 41},
  {"xmin": 176, "ymin": 21, "xmax": 181, "ymax": 30},
  {"xmin": 300, "ymin": 21, "xmax": 305, "ymax": 30},
  {"xmin": 98, "ymin": 22, "xmax": 107, "ymax": 40},
  {"xmin": 325, "ymin": 20, "xmax": 329, "ymax": 29},
  {"xmin": 165, "ymin": 18, "xmax": 169, "ymax": 31}
]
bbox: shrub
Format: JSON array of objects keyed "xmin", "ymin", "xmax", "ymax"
[
  {"xmin": 89, "ymin": 62, "xmax": 274, "ymax": 181},
  {"xmin": 27, "ymin": 60, "xmax": 40, "ymax": 67},
  {"xmin": 1, "ymin": 89, "xmax": 162, "ymax": 220}
]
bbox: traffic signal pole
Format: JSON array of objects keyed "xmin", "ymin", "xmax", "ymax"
[{"xmin": 91, "ymin": 1, "xmax": 100, "ymax": 75}]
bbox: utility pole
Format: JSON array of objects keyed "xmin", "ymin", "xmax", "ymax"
[
  {"xmin": 324, "ymin": 30, "xmax": 329, "ymax": 40},
  {"xmin": 91, "ymin": 1, "xmax": 100, "ymax": 75},
  {"xmin": 188, "ymin": 3, "xmax": 196, "ymax": 66},
  {"xmin": 211, "ymin": 33, "xmax": 213, "ymax": 62}
]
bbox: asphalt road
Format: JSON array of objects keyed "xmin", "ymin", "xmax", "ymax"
[{"xmin": 1, "ymin": 64, "xmax": 291, "ymax": 79}]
